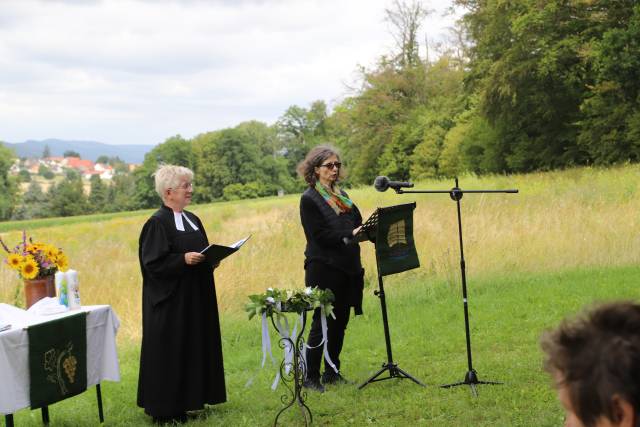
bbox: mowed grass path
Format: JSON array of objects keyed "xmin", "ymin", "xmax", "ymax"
[{"xmin": 1, "ymin": 165, "xmax": 639, "ymax": 425}]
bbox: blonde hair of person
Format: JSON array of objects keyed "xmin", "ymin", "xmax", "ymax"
[{"xmin": 154, "ymin": 165, "xmax": 194, "ymax": 199}]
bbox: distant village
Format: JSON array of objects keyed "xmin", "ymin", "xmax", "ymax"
[{"xmin": 10, "ymin": 155, "xmax": 139, "ymax": 193}]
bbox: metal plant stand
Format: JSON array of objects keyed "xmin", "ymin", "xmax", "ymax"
[{"xmin": 270, "ymin": 310, "xmax": 312, "ymax": 426}]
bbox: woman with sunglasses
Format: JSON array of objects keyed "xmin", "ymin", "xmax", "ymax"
[{"xmin": 296, "ymin": 145, "xmax": 365, "ymax": 393}]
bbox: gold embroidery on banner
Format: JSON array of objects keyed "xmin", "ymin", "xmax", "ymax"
[
  {"xmin": 42, "ymin": 341, "xmax": 75, "ymax": 395},
  {"xmin": 387, "ymin": 220, "xmax": 407, "ymax": 247},
  {"xmin": 63, "ymin": 355, "xmax": 77, "ymax": 383}
]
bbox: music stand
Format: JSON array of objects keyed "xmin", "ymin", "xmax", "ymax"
[
  {"xmin": 394, "ymin": 178, "xmax": 518, "ymax": 396},
  {"xmin": 357, "ymin": 203, "xmax": 425, "ymax": 389}
]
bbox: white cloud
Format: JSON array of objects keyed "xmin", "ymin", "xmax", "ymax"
[{"xmin": 0, "ymin": 0, "xmax": 461, "ymax": 145}]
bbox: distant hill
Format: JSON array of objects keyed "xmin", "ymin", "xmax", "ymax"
[{"xmin": 1, "ymin": 139, "xmax": 154, "ymax": 164}]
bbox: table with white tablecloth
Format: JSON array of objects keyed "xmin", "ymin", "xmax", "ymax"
[{"xmin": 0, "ymin": 304, "xmax": 120, "ymax": 423}]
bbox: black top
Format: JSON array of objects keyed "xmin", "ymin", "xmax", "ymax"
[
  {"xmin": 300, "ymin": 187, "xmax": 363, "ymax": 275},
  {"xmin": 137, "ymin": 205, "xmax": 226, "ymax": 417}
]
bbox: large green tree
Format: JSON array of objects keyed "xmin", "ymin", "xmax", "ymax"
[
  {"xmin": 456, "ymin": 0, "xmax": 639, "ymax": 171},
  {"xmin": 577, "ymin": 3, "xmax": 640, "ymax": 163},
  {"xmin": 11, "ymin": 182, "xmax": 49, "ymax": 220},
  {"xmin": 48, "ymin": 175, "xmax": 90, "ymax": 217},
  {"xmin": 88, "ymin": 175, "xmax": 109, "ymax": 213}
]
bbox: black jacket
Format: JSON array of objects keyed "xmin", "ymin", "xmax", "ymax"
[{"xmin": 300, "ymin": 187, "xmax": 365, "ymax": 314}]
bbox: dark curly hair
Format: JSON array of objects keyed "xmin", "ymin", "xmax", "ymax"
[
  {"xmin": 541, "ymin": 301, "xmax": 640, "ymax": 427},
  {"xmin": 296, "ymin": 145, "xmax": 345, "ymax": 187}
]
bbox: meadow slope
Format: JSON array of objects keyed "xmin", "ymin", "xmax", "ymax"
[{"xmin": 1, "ymin": 165, "xmax": 638, "ymax": 425}]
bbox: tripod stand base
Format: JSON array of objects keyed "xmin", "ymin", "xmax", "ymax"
[
  {"xmin": 440, "ymin": 370, "xmax": 502, "ymax": 397},
  {"xmin": 358, "ymin": 363, "xmax": 425, "ymax": 389}
]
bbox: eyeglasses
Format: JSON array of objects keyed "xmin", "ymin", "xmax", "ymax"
[
  {"xmin": 320, "ymin": 162, "xmax": 342, "ymax": 170},
  {"xmin": 172, "ymin": 182, "xmax": 193, "ymax": 191}
]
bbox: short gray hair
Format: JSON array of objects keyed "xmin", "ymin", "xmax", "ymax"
[{"xmin": 154, "ymin": 164, "xmax": 194, "ymax": 198}]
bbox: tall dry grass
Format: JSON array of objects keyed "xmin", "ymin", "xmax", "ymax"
[{"xmin": 1, "ymin": 165, "xmax": 638, "ymax": 341}]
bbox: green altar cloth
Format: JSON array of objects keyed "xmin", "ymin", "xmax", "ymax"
[{"xmin": 27, "ymin": 312, "xmax": 87, "ymax": 409}]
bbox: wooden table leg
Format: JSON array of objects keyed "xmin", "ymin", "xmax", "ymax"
[
  {"xmin": 5, "ymin": 414, "xmax": 14, "ymax": 427},
  {"xmin": 96, "ymin": 384, "xmax": 104, "ymax": 423},
  {"xmin": 41, "ymin": 406, "xmax": 49, "ymax": 424}
]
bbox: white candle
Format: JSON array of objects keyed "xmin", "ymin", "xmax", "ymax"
[{"xmin": 66, "ymin": 269, "xmax": 81, "ymax": 310}]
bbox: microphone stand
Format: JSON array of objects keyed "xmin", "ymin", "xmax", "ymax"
[{"xmin": 394, "ymin": 178, "xmax": 518, "ymax": 396}]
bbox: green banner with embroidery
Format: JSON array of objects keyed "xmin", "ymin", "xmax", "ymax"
[
  {"xmin": 375, "ymin": 203, "xmax": 420, "ymax": 276},
  {"xmin": 28, "ymin": 312, "xmax": 87, "ymax": 408}
]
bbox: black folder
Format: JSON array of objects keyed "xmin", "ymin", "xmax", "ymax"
[{"xmin": 200, "ymin": 235, "xmax": 250, "ymax": 266}]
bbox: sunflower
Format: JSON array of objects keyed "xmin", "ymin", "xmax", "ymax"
[
  {"xmin": 44, "ymin": 245, "xmax": 59, "ymax": 260},
  {"xmin": 56, "ymin": 252, "xmax": 69, "ymax": 272},
  {"xmin": 7, "ymin": 253, "xmax": 23, "ymax": 270},
  {"xmin": 21, "ymin": 256, "xmax": 40, "ymax": 280},
  {"xmin": 26, "ymin": 242, "xmax": 43, "ymax": 252}
]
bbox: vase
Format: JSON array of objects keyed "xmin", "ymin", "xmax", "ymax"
[{"xmin": 24, "ymin": 275, "xmax": 56, "ymax": 309}]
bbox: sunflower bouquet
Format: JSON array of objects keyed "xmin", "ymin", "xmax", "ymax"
[{"xmin": 0, "ymin": 231, "xmax": 69, "ymax": 280}]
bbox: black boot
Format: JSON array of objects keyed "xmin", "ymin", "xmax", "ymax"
[{"xmin": 303, "ymin": 376, "xmax": 325, "ymax": 393}]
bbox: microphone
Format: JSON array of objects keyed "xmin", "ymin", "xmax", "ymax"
[{"xmin": 373, "ymin": 176, "xmax": 414, "ymax": 192}]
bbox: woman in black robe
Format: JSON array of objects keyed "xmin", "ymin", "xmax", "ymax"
[
  {"xmin": 137, "ymin": 165, "xmax": 226, "ymax": 423},
  {"xmin": 296, "ymin": 145, "xmax": 365, "ymax": 393}
]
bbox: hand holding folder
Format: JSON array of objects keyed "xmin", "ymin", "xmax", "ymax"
[{"xmin": 199, "ymin": 235, "xmax": 251, "ymax": 266}]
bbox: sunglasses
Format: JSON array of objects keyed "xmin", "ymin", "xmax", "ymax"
[{"xmin": 320, "ymin": 162, "xmax": 342, "ymax": 170}]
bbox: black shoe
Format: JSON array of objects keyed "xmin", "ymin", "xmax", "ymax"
[
  {"xmin": 322, "ymin": 372, "xmax": 350, "ymax": 385},
  {"xmin": 303, "ymin": 377, "xmax": 325, "ymax": 393}
]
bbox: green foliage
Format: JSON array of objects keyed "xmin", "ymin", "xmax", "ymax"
[
  {"xmin": 11, "ymin": 182, "xmax": 49, "ymax": 220},
  {"xmin": 17, "ymin": 169, "xmax": 31, "ymax": 183},
  {"xmin": 457, "ymin": 0, "xmax": 639, "ymax": 171},
  {"xmin": 3, "ymin": 2, "xmax": 639, "ymax": 220},
  {"xmin": 459, "ymin": 112, "xmax": 506, "ymax": 174},
  {"xmin": 0, "ymin": 144, "xmax": 17, "ymax": 220},
  {"xmin": 333, "ymin": 65, "xmax": 414, "ymax": 185},
  {"xmin": 335, "ymin": 53, "xmax": 465, "ymax": 184},
  {"xmin": 48, "ymin": 175, "xmax": 90, "ymax": 217},
  {"xmin": 88, "ymin": 175, "xmax": 108, "ymax": 213},
  {"xmin": 192, "ymin": 127, "xmax": 262, "ymax": 201},
  {"xmin": 38, "ymin": 164, "xmax": 54, "ymax": 179},
  {"xmin": 245, "ymin": 286, "xmax": 334, "ymax": 320},
  {"xmin": 108, "ymin": 174, "xmax": 139, "ymax": 212},
  {"xmin": 63, "ymin": 150, "xmax": 80, "ymax": 158},
  {"xmin": 194, "ymin": 122, "xmax": 297, "ymax": 202},
  {"xmin": 577, "ymin": 4, "xmax": 640, "ymax": 164},
  {"xmin": 222, "ymin": 181, "xmax": 271, "ymax": 201},
  {"xmin": 275, "ymin": 100, "xmax": 330, "ymax": 175},
  {"xmin": 65, "ymin": 168, "xmax": 80, "ymax": 180}
]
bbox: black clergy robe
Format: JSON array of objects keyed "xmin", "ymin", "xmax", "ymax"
[{"xmin": 137, "ymin": 205, "xmax": 226, "ymax": 417}]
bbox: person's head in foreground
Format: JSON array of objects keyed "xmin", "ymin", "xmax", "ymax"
[{"xmin": 541, "ymin": 301, "xmax": 640, "ymax": 427}]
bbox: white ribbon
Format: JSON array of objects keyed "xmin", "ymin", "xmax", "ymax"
[
  {"xmin": 320, "ymin": 306, "xmax": 338, "ymax": 373},
  {"xmin": 261, "ymin": 312, "xmax": 275, "ymax": 367},
  {"xmin": 271, "ymin": 314, "xmax": 294, "ymax": 390},
  {"xmin": 254, "ymin": 307, "xmax": 338, "ymax": 391},
  {"xmin": 302, "ymin": 306, "xmax": 338, "ymax": 374}
]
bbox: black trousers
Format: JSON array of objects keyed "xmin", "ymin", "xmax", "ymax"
[{"xmin": 304, "ymin": 263, "xmax": 352, "ymax": 379}]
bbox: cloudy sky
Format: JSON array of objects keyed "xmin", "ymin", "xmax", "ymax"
[{"xmin": 1, "ymin": 0, "xmax": 461, "ymax": 146}]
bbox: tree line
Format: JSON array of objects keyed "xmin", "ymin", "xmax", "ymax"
[{"xmin": 1, "ymin": 0, "xmax": 638, "ymax": 220}]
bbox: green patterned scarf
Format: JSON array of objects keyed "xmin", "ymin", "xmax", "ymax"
[{"xmin": 315, "ymin": 182, "xmax": 353, "ymax": 215}]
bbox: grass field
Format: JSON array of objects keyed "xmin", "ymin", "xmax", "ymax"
[{"xmin": 1, "ymin": 164, "xmax": 639, "ymax": 425}]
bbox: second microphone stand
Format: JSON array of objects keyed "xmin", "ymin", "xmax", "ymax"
[{"xmin": 396, "ymin": 178, "xmax": 518, "ymax": 397}]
